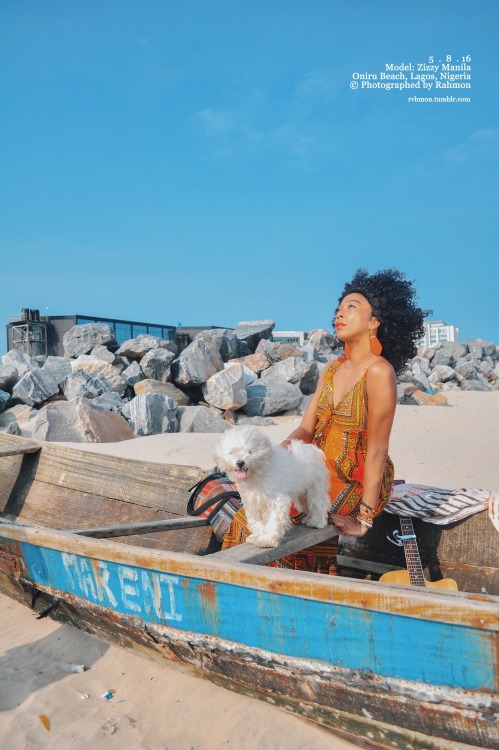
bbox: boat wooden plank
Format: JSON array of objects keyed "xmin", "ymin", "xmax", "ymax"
[
  {"xmin": 69, "ymin": 516, "xmax": 210, "ymax": 537},
  {"xmin": 2, "ymin": 521, "xmax": 497, "ymax": 630},
  {"xmin": 0, "ymin": 442, "xmax": 41, "ymax": 457},
  {"xmin": 211, "ymin": 523, "xmax": 340, "ymax": 565}
]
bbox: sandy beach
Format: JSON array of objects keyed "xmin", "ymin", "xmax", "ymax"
[{"xmin": 1, "ymin": 391, "xmax": 498, "ymax": 749}]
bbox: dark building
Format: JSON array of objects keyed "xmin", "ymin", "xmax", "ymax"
[{"xmin": 6, "ymin": 311, "xmax": 176, "ymax": 358}]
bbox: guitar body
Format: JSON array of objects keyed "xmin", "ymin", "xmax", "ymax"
[{"xmin": 379, "ymin": 569, "xmax": 458, "ymax": 590}]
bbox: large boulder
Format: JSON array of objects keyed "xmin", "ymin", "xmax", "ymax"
[
  {"xmin": 91, "ymin": 392, "xmax": 125, "ymax": 414},
  {"xmin": 177, "ymin": 405, "xmax": 228, "ymax": 433},
  {"xmin": 63, "ymin": 324, "xmax": 117, "ymax": 358},
  {"xmin": 171, "ymin": 339, "xmax": 224, "ymax": 387},
  {"xmin": 194, "ymin": 329, "xmax": 240, "ymax": 361},
  {"xmin": 32, "ymin": 397, "xmax": 134, "ymax": 443},
  {"xmin": 116, "ymin": 334, "xmax": 177, "ymax": 360},
  {"xmin": 243, "ymin": 379, "xmax": 303, "ymax": 417},
  {"xmin": 123, "ymin": 394, "xmax": 178, "ymax": 436},
  {"xmin": 12, "ymin": 369, "xmax": 59, "ymax": 406},
  {"xmin": 410, "ymin": 389, "xmax": 448, "ymax": 406},
  {"xmin": 460, "ymin": 379, "xmax": 493, "ymax": 392},
  {"xmin": 70, "ymin": 355, "xmax": 126, "ymax": 395},
  {"xmin": 41, "ymin": 356, "xmax": 73, "ymax": 385},
  {"xmin": 454, "ymin": 361, "xmax": 478, "ymax": 380},
  {"xmin": 121, "ymin": 361, "xmax": 146, "ymax": 387},
  {"xmin": 202, "ymin": 365, "xmax": 247, "ymax": 410},
  {"xmin": 0, "ymin": 364, "xmax": 18, "ymax": 392},
  {"xmin": 256, "ymin": 338, "xmax": 303, "ymax": 364},
  {"xmin": 480, "ymin": 340, "xmax": 497, "ymax": 358},
  {"xmin": 307, "ymin": 329, "xmax": 338, "ymax": 354},
  {"xmin": 234, "ymin": 320, "xmax": 275, "ymax": 352},
  {"xmin": 428, "ymin": 365, "xmax": 457, "ymax": 385},
  {"xmin": 2, "ymin": 350, "xmax": 37, "ymax": 379},
  {"xmin": 62, "ymin": 370, "xmax": 113, "ymax": 400},
  {"xmin": 260, "ymin": 357, "xmax": 319, "ymax": 395},
  {"xmin": 232, "ymin": 352, "xmax": 270, "ymax": 375},
  {"xmin": 466, "ymin": 339, "xmax": 484, "ymax": 360},
  {"xmin": 133, "ymin": 379, "xmax": 190, "ymax": 405},
  {"xmin": 224, "ymin": 361, "xmax": 257, "ymax": 386},
  {"xmin": 431, "ymin": 348, "xmax": 452, "ymax": 368},
  {"xmin": 300, "ymin": 344, "xmax": 327, "ymax": 363},
  {"xmin": 0, "ymin": 410, "xmax": 20, "ymax": 435},
  {"xmin": 90, "ymin": 345, "xmax": 117, "ymax": 364},
  {"xmin": 140, "ymin": 348, "xmax": 176, "ymax": 382},
  {"xmin": 0, "ymin": 390, "xmax": 11, "ymax": 413}
]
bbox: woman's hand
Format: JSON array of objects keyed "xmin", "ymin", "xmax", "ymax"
[
  {"xmin": 280, "ymin": 439, "xmax": 292, "ymax": 450},
  {"xmin": 328, "ymin": 513, "xmax": 370, "ymax": 537}
]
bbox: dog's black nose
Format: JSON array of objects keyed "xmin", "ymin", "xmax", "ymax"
[{"xmin": 236, "ymin": 460, "xmax": 245, "ymax": 468}]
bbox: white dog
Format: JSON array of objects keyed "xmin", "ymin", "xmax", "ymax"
[{"xmin": 213, "ymin": 425, "xmax": 330, "ymax": 548}]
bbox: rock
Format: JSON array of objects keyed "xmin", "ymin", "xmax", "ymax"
[
  {"xmin": 171, "ymin": 339, "xmax": 224, "ymax": 387},
  {"xmin": 90, "ymin": 345, "xmax": 116, "ymax": 364},
  {"xmin": 480, "ymin": 340, "xmax": 497, "ymax": 358},
  {"xmin": 243, "ymin": 379, "xmax": 303, "ymax": 417},
  {"xmin": 133, "ymin": 379, "xmax": 190, "ymax": 405},
  {"xmin": 0, "ymin": 364, "xmax": 18, "ymax": 392},
  {"xmin": 234, "ymin": 320, "xmax": 275, "ymax": 352},
  {"xmin": 6, "ymin": 404, "xmax": 37, "ymax": 424},
  {"xmin": 140, "ymin": 348, "xmax": 175, "ymax": 382},
  {"xmin": 232, "ymin": 352, "xmax": 270, "ymax": 375},
  {"xmin": 1, "ymin": 350, "xmax": 37, "ymax": 379},
  {"xmin": 307, "ymin": 329, "xmax": 338, "ymax": 354},
  {"xmin": 410, "ymin": 390, "xmax": 448, "ymax": 406},
  {"xmin": 12, "ymin": 369, "xmax": 59, "ymax": 406},
  {"xmin": 41, "ymin": 356, "xmax": 73, "ymax": 385},
  {"xmin": 0, "ymin": 390, "xmax": 11, "ymax": 412},
  {"xmin": 261, "ymin": 357, "xmax": 319, "ymax": 395},
  {"xmin": 419, "ymin": 347, "xmax": 436, "ymax": 362},
  {"xmin": 466, "ymin": 339, "xmax": 484, "ymax": 360},
  {"xmin": 460, "ymin": 379, "xmax": 493, "ymax": 392},
  {"xmin": 32, "ymin": 397, "xmax": 134, "ymax": 443},
  {"xmin": 116, "ymin": 334, "xmax": 177, "ymax": 360},
  {"xmin": 279, "ymin": 395, "xmax": 311, "ymax": 416},
  {"xmin": 256, "ymin": 339, "xmax": 303, "ymax": 364},
  {"xmin": 0, "ymin": 411, "xmax": 20, "ymax": 434},
  {"xmin": 63, "ymin": 323, "xmax": 117, "ymax": 357},
  {"xmin": 91, "ymin": 392, "xmax": 125, "ymax": 413},
  {"xmin": 123, "ymin": 394, "xmax": 178, "ymax": 436},
  {"xmin": 62, "ymin": 370, "xmax": 113, "ymax": 400},
  {"xmin": 454, "ymin": 362, "xmax": 478, "ymax": 380},
  {"xmin": 202, "ymin": 365, "xmax": 247, "ymax": 410},
  {"xmin": 410, "ymin": 361, "xmax": 432, "ymax": 391},
  {"xmin": 236, "ymin": 415, "xmax": 276, "ymax": 426},
  {"xmin": 428, "ymin": 365, "xmax": 456, "ymax": 385},
  {"xmin": 224, "ymin": 362, "xmax": 257, "ymax": 386},
  {"xmin": 194, "ymin": 329, "xmax": 240, "ymax": 361},
  {"xmin": 177, "ymin": 405, "xmax": 228, "ymax": 433},
  {"xmin": 300, "ymin": 344, "xmax": 327, "ymax": 363},
  {"xmin": 70, "ymin": 356, "xmax": 126, "ymax": 395},
  {"xmin": 431, "ymin": 348, "xmax": 452, "ymax": 368},
  {"xmin": 121, "ymin": 361, "xmax": 145, "ymax": 387}
]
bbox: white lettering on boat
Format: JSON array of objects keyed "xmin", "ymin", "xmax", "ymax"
[{"xmin": 61, "ymin": 553, "xmax": 182, "ymax": 622}]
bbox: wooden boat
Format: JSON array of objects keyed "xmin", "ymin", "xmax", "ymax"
[{"xmin": 0, "ymin": 432, "xmax": 497, "ymax": 750}]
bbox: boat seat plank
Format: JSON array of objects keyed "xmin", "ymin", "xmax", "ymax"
[
  {"xmin": 69, "ymin": 516, "xmax": 210, "ymax": 538},
  {"xmin": 211, "ymin": 524, "xmax": 340, "ymax": 565},
  {"xmin": 0, "ymin": 443, "xmax": 41, "ymax": 457}
]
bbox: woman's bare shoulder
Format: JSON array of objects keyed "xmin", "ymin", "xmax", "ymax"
[{"xmin": 366, "ymin": 357, "xmax": 396, "ymax": 384}]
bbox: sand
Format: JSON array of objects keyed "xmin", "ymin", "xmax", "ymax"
[{"xmin": 1, "ymin": 391, "xmax": 498, "ymax": 749}]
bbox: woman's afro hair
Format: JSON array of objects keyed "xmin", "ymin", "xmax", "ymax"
[{"xmin": 337, "ymin": 268, "xmax": 432, "ymax": 375}]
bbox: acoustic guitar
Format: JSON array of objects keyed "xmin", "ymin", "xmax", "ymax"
[{"xmin": 379, "ymin": 516, "xmax": 458, "ymax": 590}]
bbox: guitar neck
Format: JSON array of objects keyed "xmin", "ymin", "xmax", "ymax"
[{"xmin": 399, "ymin": 517, "xmax": 426, "ymax": 587}]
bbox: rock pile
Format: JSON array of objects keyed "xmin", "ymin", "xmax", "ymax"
[{"xmin": 0, "ymin": 321, "xmax": 497, "ymax": 442}]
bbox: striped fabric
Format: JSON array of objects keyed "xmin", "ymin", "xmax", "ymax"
[{"xmin": 384, "ymin": 484, "xmax": 498, "ymax": 527}]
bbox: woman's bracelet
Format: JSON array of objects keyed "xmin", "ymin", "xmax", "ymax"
[
  {"xmin": 356, "ymin": 516, "xmax": 373, "ymax": 529},
  {"xmin": 359, "ymin": 499, "xmax": 378, "ymax": 516}
]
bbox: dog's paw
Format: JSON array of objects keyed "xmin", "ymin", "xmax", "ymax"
[
  {"xmin": 303, "ymin": 513, "xmax": 328, "ymax": 529},
  {"xmin": 246, "ymin": 533, "xmax": 279, "ymax": 548}
]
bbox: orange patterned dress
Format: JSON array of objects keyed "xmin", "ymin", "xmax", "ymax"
[
  {"xmin": 221, "ymin": 358, "xmax": 394, "ymax": 575},
  {"xmin": 314, "ymin": 359, "xmax": 394, "ymax": 517}
]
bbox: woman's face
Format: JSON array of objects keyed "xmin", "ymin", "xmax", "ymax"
[{"xmin": 334, "ymin": 293, "xmax": 379, "ymax": 341}]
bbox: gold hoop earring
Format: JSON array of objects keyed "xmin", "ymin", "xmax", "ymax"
[{"xmin": 369, "ymin": 330, "xmax": 382, "ymax": 355}]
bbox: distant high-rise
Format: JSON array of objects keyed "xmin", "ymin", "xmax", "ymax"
[{"xmin": 420, "ymin": 320, "xmax": 460, "ymax": 348}]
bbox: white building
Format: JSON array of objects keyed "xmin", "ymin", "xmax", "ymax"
[
  {"xmin": 272, "ymin": 331, "xmax": 307, "ymax": 346},
  {"xmin": 420, "ymin": 320, "xmax": 460, "ymax": 348}
]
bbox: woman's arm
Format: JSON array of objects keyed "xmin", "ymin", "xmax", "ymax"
[
  {"xmin": 281, "ymin": 364, "xmax": 330, "ymax": 447},
  {"xmin": 330, "ymin": 360, "xmax": 396, "ymax": 537}
]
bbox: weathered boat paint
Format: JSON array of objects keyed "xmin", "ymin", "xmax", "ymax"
[{"xmin": 20, "ymin": 539, "xmax": 497, "ymax": 692}]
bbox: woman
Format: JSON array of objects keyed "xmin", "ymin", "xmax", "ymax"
[{"xmin": 223, "ymin": 268, "xmax": 429, "ymax": 573}]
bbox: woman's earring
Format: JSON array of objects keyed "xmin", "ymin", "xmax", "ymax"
[
  {"xmin": 344, "ymin": 343, "xmax": 351, "ymax": 359},
  {"xmin": 369, "ymin": 330, "xmax": 382, "ymax": 355}
]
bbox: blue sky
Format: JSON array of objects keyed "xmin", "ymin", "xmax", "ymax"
[{"xmin": 1, "ymin": 1, "xmax": 498, "ymax": 355}]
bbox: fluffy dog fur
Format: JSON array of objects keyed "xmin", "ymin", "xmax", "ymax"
[{"xmin": 213, "ymin": 425, "xmax": 330, "ymax": 548}]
